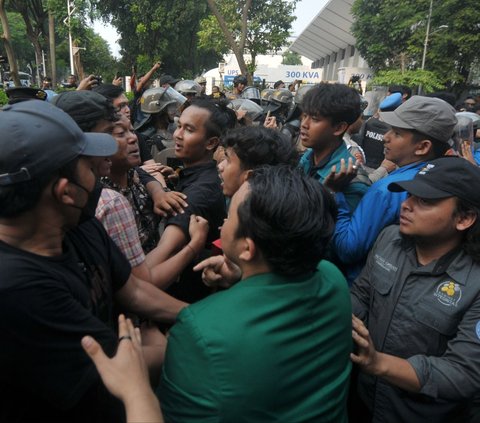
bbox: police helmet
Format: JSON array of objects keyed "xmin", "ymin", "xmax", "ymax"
[
  {"xmin": 261, "ymin": 88, "xmax": 275, "ymax": 106},
  {"xmin": 194, "ymin": 76, "xmax": 207, "ymax": 85},
  {"xmin": 228, "ymin": 98, "xmax": 264, "ymax": 121},
  {"xmin": 271, "ymin": 88, "xmax": 293, "ymax": 106},
  {"xmin": 174, "ymin": 80, "xmax": 202, "ymax": 97},
  {"xmin": 240, "ymin": 86, "xmax": 261, "ymax": 104},
  {"xmin": 294, "ymin": 84, "xmax": 314, "ymax": 105},
  {"xmin": 140, "ymin": 87, "xmax": 187, "ymax": 114}
]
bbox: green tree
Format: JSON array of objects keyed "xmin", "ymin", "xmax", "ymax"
[
  {"xmin": 91, "ymin": 0, "xmax": 219, "ymax": 77},
  {"xmin": 370, "ymin": 69, "xmax": 444, "ymax": 93},
  {"xmin": 199, "ymin": 0, "xmax": 298, "ymax": 82},
  {"xmin": 282, "ymin": 50, "xmax": 302, "ymax": 65},
  {"xmin": 0, "ymin": 11, "xmax": 34, "ymax": 72},
  {"xmin": 7, "ymin": 0, "xmax": 48, "ymax": 82},
  {"xmin": 351, "ymin": 0, "xmax": 480, "ymax": 92}
]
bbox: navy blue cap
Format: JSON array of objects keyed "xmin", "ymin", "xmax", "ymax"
[{"xmin": 388, "ymin": 156, "xmax": 480, "ymax": 207}]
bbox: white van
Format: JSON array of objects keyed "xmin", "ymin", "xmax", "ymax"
[{"xmin": 2, "ymin": 71, "xmax": 33, "ymax": 88}]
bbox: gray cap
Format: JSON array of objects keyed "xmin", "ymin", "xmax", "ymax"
[
  {"xmin": 380, "ymin": 95, "xmax": 457, "ymax": 143},
  {"xmin": 0, "ymin": 101, "xmax": 117, "ymax": 186},
  {"xmin": 52, "ymin": 90, "xmax": 113, "ymax": 128}
]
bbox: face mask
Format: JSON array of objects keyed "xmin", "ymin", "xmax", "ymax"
[{"xmin": 70, "ymin": 179, "xmax": 103, "ymax": 224}]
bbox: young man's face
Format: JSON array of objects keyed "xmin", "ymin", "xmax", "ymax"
[
  {"xmin": 300, "ymin": 113, "xmax": 339, "ymax": 150},
  {"xmin": 235, "ymin": 82, "xmax": 246, "ymax": 93},
  {"xmin": 67, "ymin": 75, "xmax": 77, "ymax": 86},
  {"xmin": 113, "ymin": 94, "xmax": 131, "ymax": 120},
  {"xmin": 399, "ymin": 195, "xmax": 461, "ymax": 242},
  {"xmin": 91, "ymin": 119, "xmax": 115, "ymax": 177},
  {"xmin": 173, "ymin": 105, "xmax": 213, "ymax": 167},
  {"xmin": 111, "ymin": 115, "xmax": 141, "ymax": 170},
  {"xmin": 217, "ymin": 147, "xmax": 248, "ymax": 197},
  {"xmin": 221, "ymin": 181, "xmax": 249, "ymax": 266},
  {"xmin": 383, "ymin": 127, "xmax": 422, "ymax": 167}
]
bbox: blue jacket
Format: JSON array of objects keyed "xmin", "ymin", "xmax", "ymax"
[
  {"xmin": 332, "ymin": 162, "xmax": 425, "ymax": 274},
  {"xmin": 299, "ymin": 144, "xmax": 370, "ymax": 211}
]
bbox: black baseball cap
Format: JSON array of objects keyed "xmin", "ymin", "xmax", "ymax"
[
  {"xmin": 0, "ymin": 101, "xmax": 117, "ymax": 186},
  {"xmin": 388, "ymin": 156, "xmax": 480, "ymax": 207},
  {"xmin": 159, "ymin": 75, "xmax": 180, "ymax": 86}
]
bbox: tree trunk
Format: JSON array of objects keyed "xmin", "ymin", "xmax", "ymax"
[
  {"xmin": 48, "ymin": 9, "xmax": 56, "ymax": 88},
  {"xmin": 16, "ymin": 3, "xmax": 45, "ymax": 84},
  {"xmin": 206, "ymin": 0, "xmax": 252, "ymax": 79},
  {"xmin": 0, "ymin": 0, "xmax": 20, "ymax": 87}
]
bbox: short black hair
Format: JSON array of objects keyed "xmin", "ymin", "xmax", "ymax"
[
  {"xmin": 426, "ymin": 91, "xmax": 456, "ymax": 107},
  {"xmin": 388, "ymin": 85, "xmax": 412, "ymax": 99},
  {"xmin": 189, "ymin": 99, "xmax": 237, "ymax": 138},
  {"xmin": 302, "ymin": 82, "xmax": 361, "ymax": 126},
  {"xmin": 455, "ymin": 198, "xmax": 480, "ymax": 263},
  {"xmin": 93, "ymin": 83, "xmax": 125, "ymax": 100},
  {"xmin": 222, "ymin": 126, "xmax": 298, "ymax": 171},
  {"xmin": 233, "ymin": 75, "xmax": 247, "ymax": 87},
  {"xmin": 235, "ymin": 165, "xmax": 337, "ymax": 277},
  {"xmin": 411, "ymin": 130, "xmax": 450, "ymax": 158}
]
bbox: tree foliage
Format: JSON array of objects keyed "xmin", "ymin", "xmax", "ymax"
[
  {"xmin": 199, "ymin": 0, "xmax": 297, "ymax": 80},
  {"xmin": 370, "ymin": 69, "xmax": 444, "ymax": 93},
  {"xmin": 351, "ymin": 0, "xmax": 480, "ymax": 91},
  {"xmin": 91, "ymin": 0, "xmax": 219, "ymax": 78},
  {"xmin": 0, "ymin": 11, "xmax": 33, "ymax": 69},
  {"xmin": 0, "ymin": 0, "xmax": 117, "ymax": 85},
  {"xmin": 282, "ymin": 50, "xmax": 302, "ymax": 65}
]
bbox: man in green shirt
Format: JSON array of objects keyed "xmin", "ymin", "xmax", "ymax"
[{"xmin": 159, "ymin": 166, "xmax": 352, "ymax": 422}]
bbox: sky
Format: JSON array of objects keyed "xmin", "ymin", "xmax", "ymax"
[{"xmin": 92, "ymin": 0, "xmax": 329, "ymax": 59}]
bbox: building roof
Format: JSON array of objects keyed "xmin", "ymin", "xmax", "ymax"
[{"xmin": 290, "ymin": 0, "xmax": 356, "ymax": 61}]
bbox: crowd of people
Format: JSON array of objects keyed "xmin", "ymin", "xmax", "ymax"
[{"xmin": 1, "ymin": 61, "xmax": 480, "ymax": 423}]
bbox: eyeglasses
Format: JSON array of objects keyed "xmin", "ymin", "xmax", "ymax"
[{"xmin": 115, "ymin": 102, "xmax": 130, "ymax": 112}]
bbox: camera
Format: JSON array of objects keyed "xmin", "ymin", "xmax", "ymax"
[{"xmin": 91, "ymin": 75, "xmax": 103, "ymax": 87}]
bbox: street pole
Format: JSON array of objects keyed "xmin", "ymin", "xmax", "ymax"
[
  {"xmin": 66, "ymin": 0, "xmax": 76, "ymax": 75},
  {"xmin": 421, "ymin": 0, "xmax": 433, "ymax": 71}
]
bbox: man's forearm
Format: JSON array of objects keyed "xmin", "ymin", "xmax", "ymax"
[
  {"xmin": 116, "ymin": 277, "xmax": 187, "ymax": 323},
  {"xmin": 373, "ymin": 352, "xmax": 421, "ymax": 393}
]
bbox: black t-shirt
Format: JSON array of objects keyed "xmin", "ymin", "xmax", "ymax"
[
  {"xmin": 166, "ymin": 161, "xmax": 226, "ymax": 244},
  {"xmin": 0, "ymin": 218, "xmax": 131, "ymax": 422},
  {"xmin": 166, "ymin": 161, "xmax": 226, "ymax": 303},
  {"xmin": 137, "ymin": 131, "xmax": 153, "ymax": 163}
]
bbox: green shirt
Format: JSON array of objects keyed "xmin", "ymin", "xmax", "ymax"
[{"xmin": 159, "ymin": 260, "xmax": 352, "ymax": 422}]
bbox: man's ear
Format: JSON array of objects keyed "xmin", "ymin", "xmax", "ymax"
[
  {"xmin": 239, "ymin": 237, "xmax": 256, "ymax": 262},
  {"xmin": 241, "ymin": 169, "xmax": 253, "ymax": 183},
  {"xmin": 206, "ymin": 136, "xmax": 220, "ymax": 152},
  {"xmin": 333, "ymin": 121, "xmax": 349, "ymax": 137},
  {"xmin": 414, "ymin": 139, "xmax": 433, "ymax": 157},
  {"xmin": 455, "ymin": 210, "xmax": 477, "ymax": 232},
  {"xmin": 52, "ymin": 178, "xmax": 76, "ymax": 206}
]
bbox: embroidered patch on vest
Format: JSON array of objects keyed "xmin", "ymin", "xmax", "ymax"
[{"xmin": 434, "ymin": 280, "xmax": 462, "ymax": 307}]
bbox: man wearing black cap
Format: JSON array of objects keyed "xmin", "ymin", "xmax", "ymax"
[
  {"xmin": 331, "ymin": 96, "xmax": 457, "ymax": 284},
  {"xmin": 350, "ymin": 156, "xmax": 480, "ymax": 423},
  {"xmin": 0, "ymin": 101, "xmax": 186, "ymax": 422},
  {"xmin": 160, "ymin": 74, "xmax": 180, "ymax": 89}
]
